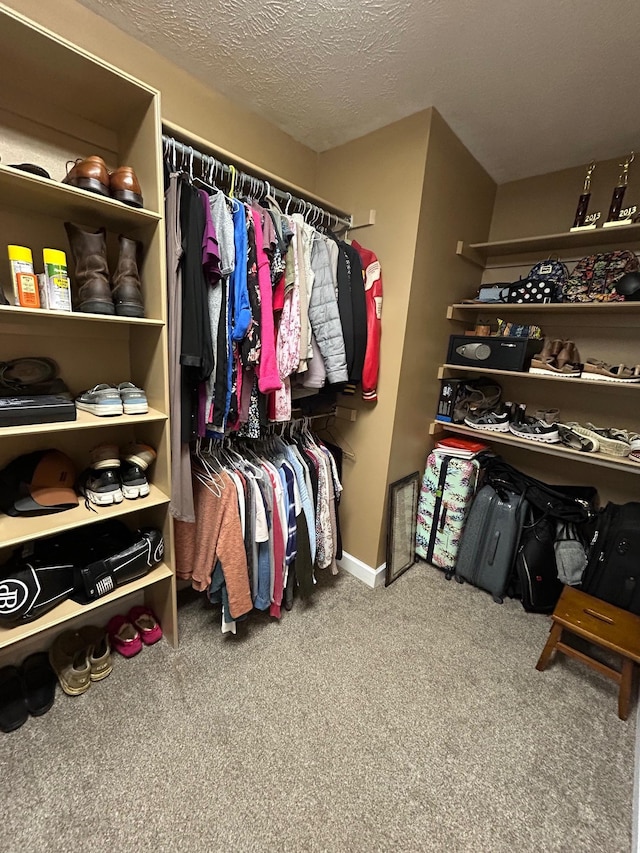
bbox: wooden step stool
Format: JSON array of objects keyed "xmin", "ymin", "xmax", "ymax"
[{"xmin": 536, "ymin": 585, "xmax": 640, "ymax": 720}]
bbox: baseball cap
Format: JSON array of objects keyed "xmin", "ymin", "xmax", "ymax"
[{"xmin": 0, "ymin": 450, "xmax": 78, "ymax": 516}]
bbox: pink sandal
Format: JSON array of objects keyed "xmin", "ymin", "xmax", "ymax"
[
  {"xmin": 107, "ymin": 615, "xmax": 142, "ymax": 658},
  {"xmin": 128, "ymin": 606, "xmax": 163, "ymax": 646}
]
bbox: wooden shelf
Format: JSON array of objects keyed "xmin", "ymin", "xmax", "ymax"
[
  {"xmin": 457, "ymin": 223, "xmax": 640, "ymax": 265},
  {"xmin": 0, "ymin": 562, "xmax": 173, "ymax": 650},
  {"xmin": 439, "ymin": 363, "xmax": 640, "ymax": 392},
  {"xmin": 0, "ymin": 407, "xmax": 167, "ymax": 439},
  {"xmin": 0, "ymin": 485, "xmax": 169, "ymax": 551},
  {"xmin": 0, "ymin": 303, "xmax": 164, "ymax": 328},
  {"xmin": 430, "ymin": 421, "xmax": 640, "ymax": 475},
  {"xmin": 0, "ymin": 163, "xmax": 161, "ymax": 228},
  {"xmin": 447, "ymin": 302, "xmax": 640, "ymax": 319}
]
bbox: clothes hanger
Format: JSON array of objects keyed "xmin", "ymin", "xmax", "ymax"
[{"xmin": 229, "ymin": 164, "xmax": 236, "ymax": 198}]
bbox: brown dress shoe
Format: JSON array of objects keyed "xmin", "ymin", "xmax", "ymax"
[
  {"xmin": 112, "ymin": 235, "xmax": 145, "ymax": 317},
  {"xmin": 64, "ymin": 221, "xmax": 115, "ymax": 315},
  {"xmin": 61, "ymin": 156, "xmax": 110, "ymax": 197},
  {"xmin": 109, "ymin": 166, "xmax": 144, "ymax": 208}
]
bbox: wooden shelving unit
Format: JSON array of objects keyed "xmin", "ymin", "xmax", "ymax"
[
  {"xmin": 443, "ymin": 227, "xmax": 640, "ymax": 503},
  {"xmin": 0, "ymin": 4, "xmax": 176, "ymax": 654}
]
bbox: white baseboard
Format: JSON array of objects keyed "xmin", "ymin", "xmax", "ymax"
[{"xmin": 338, "ymin": 551, "xmax": 386, "ymax": 588}]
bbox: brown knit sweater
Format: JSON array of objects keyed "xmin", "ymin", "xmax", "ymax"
[{"xmin": 174, "ymin": 471, "xmax": 252, "ymax": 619}]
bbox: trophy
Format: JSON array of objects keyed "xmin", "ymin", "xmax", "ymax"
[
  {"xmin": 604, "ymin": 151, "xmax": 635, "ymax": 227},
  {"xmin": 571, "ymin": 161, "xmax": 596, "ymax": 230}
]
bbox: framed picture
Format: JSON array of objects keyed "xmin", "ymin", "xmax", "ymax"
[{"xmin": 385, "ymin": 471, "xmax": 420, "ymax": 587}]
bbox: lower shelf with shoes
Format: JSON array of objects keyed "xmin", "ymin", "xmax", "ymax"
[{"xmin": 430, "ymin": 421, "xmax": 640, "ymax": 475}]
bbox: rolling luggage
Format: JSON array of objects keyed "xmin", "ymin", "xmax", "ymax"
[
  {"xmin": 455, "ymin": 483, "xmax": 528, "ymax": 603},
  {"xmin": 415, "ymin": 452, "xmax": 479, "ymax": 575},
  {"xmin": 581, "ymin": 502, "xmax": 640, "ymax": 614}
]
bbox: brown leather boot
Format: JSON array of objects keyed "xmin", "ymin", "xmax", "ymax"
[
  {"xmin": 109, "ymin": 167, "xmax": 144, "ymax": 208},
  {"xmin": 64, "ymin": 222, "xmax": 114, "ymax": 315},
  {"xmin": 112, "ymin": 235, "xmax": 144, "ymax": 317},
  {"xmin": 62, "ymin": 156, "xmax": 110, "ymax": 197}
]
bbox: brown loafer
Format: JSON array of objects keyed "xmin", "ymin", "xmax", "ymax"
[
  {"xmin": 62, "ymin": 156, "xmax": 110, "ymax": 197},
  {"xmin": 109, "ymin": 166, "xmax": 144, "ymax": 208}
]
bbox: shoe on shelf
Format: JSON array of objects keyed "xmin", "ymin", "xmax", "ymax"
[
  {"xmin": 464, "ymin": 405, "xmax": 510, "ymax": 433},
  {"xmin": 76, "ymin": 384, "xmax": 124, "ymax": 417},
  {"xmin": 78, "ymin": 626, "xmax": 112, "ymax": 681},
  {"xmin": 78, "ymin": 467, "xmax": 124, "ymax": 507},
  {"xmin": 62, "ymin": 156, "xmax": 110, "ymax": 197},
  {"xmin": 119, "ymin": 443, "xmax": 155, "ymax": 499},
  {"xmin": 20, "ymin": 652, "xmax": 57, "ymax": 717},
  {"xmin": 64, "ymin": 221, "xmax": 114, "ymax": 316},
  {"xmin": 509, "ymin": 404, "xmax": 560, "ymax": 443},
  {"xmin": 557, "ymin": 424, "xmax": 599, "ymax": 453},
  {"xmin": 128, "ymin": 606, "xmax": 162, "ymax": 645},
  {"xmin": 109, "ymin": 166, "xmax": 144, "ymax": 209},
  {"xmin": 117, "ymin": 382, "xmax": 148, "ymax": 414},
  {"xmin": 107, "ymin": 615, "xmax": 142, "ymax": 658},
  {"xmin": 112, "ymin": 237, "xmax": 145, "ymax": 318},
  {"xmin": 534, "ymin": 408, "xmax": 560, "ymax": 425},
  {"xmin": 581, "ymin": 359, "xmax": 640, "ymax": 383},
  {"xmin": 0, "ymin": 666, "xmax": 29, "ymax": 732},
  {"xmin": 563, "ymin": 422, "xmax": 630, "ymax": 457},
  {"xmin": 90, "ymin": 443, "xmax": 120, "ymax": 470},
  {"xmin": 529, "ymin": 338, "xmax": 582, "ymax": 378},
  {"xmin": 49, "ymin": 631, "xmax": 91, "ymax": 696}
]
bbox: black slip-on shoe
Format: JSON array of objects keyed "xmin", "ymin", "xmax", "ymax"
[
  {"xmin": 0, "ymin": 665, "xmax": 29, "ymax": 732},
  {"xmin": 21, "ymin": 652, "xmax": 57, "ymax": 717}
]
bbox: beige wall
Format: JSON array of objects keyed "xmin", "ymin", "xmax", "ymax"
[
  {"xmin": 490, "ymin": 155, "xmax": 634, "ymax": 241},
  {"xmin": 316, "ymin": 111, "xmax": 433, "ymax": 567},
  {"xmin": 3, "ymin": 0, "xmax": 318, "ymax": 188},
  {"xmin": 387, "ymin": 111, "xmax": 496, "ymax": 486}
]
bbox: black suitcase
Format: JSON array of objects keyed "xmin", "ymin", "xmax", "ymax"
[
  {"xmin": 455, "ymin": 484, "xmax": 528, "ymax": 603},
  {"xmin": 514, "ymin": 509, "xmax": 563, "ymax": 613},
  {"xmin": 581, "ymin": 502, "xmax": 640, "ymax": 614}
]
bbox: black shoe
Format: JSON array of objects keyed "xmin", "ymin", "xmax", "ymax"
[
  {"xmin": 78, "ymin": 468, "xmax": 123, "ymax": 507},
  {"xmin": 21, "ymin": 652, "xmax": 56, "ymax": 717},
  {"xmin": 0, "ymin": 666, "xmax": 29, "ymax": 733},
  {"xmin": 120, "ymin": 461, "xmax": 150, "ymax": 500}
]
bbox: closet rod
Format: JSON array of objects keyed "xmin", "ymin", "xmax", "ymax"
[{"xmin": 162, "ymin": 134, "xmax": 353, "ymax": 230}]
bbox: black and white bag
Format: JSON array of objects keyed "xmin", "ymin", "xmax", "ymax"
[{"xmin": 508, "ymin": 259, "xmax": 569, "ymax": 304}]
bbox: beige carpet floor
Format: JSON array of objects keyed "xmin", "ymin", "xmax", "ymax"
[{"xmin": 1, "ymin": 567, "xmax": 636, "ymax": 852}]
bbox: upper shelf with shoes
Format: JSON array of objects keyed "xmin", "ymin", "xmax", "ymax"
[{"xmin": 0, "ymin": 164, "xmax": 161, "ymax": 231}]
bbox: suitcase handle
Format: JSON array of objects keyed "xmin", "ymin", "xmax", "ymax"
[
  {"xmin": 488, "ymin": 530, "xmax": 500, "ymax": 565},
  {"xmin": 583, "ymin": 607, "xmax": 614, "ymax": 625}
]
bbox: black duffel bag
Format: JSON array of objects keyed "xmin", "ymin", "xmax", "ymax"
[
  {"xmin": 0, "ymin": 521, "xmax": 164, "ymax": 624},
  {"xmin": 483, "ymin": 457, "xmax": 597, "ymax": 524}
]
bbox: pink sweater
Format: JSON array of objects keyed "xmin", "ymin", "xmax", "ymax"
[{"xmin": 251, "ymin": 208, "xmax": 281, "ymax": 393}]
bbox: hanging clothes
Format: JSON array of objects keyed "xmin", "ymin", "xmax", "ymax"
[{"xmin": 173, "ymin": 428, "xmax": 343, "ymax": 632}]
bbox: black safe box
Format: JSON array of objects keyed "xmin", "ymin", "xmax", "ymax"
[{"xmin": 446, "ymin": 335, "xmax": 544, "ymax": 371}]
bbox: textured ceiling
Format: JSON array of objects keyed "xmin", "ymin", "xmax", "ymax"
[{"xmin": 78, "ymin": 0, "xmax": 640, "ymax": 182}]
